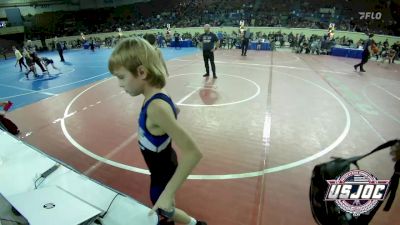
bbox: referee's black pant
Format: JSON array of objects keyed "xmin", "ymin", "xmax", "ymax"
[
  {"xmin": 241, "ymin": 39, "xmax": 249, "ymax": 55},
  {"xmin": 203, "ymin": 50, "xmax": 215, "ymax": 76},
  {"xmin": 354, "ymin": 51, "xmax": 369, "ymax": 71}
]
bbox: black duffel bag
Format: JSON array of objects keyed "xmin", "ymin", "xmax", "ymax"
[{"xmin": 310, "ymin": 140, "xmax": 400, "ymax": 225}]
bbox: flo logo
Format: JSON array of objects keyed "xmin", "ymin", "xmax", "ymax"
[
  {"xmin": 359, "ymin": 12, "xmax": 382, "ymax": 20},
  {"xmin": 325, "ymin": 170, "xmax": 390, "ymax": 217}
]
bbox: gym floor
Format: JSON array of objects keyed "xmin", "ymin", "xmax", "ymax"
[{"xmin": 1, "ymin": 47, "xmax": 399, "ymax": 225}]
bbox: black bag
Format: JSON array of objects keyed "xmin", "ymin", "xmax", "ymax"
[
  {"xmin": 0, "ymin": 115, "xmax": 20, "ymax": 135},
  {"xmin": 310, "ymin": 140, "xmax": 400, "ymax": 225}
]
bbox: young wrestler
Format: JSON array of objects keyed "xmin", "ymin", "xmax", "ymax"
[
  {"xmin": 108, "ymin": 37, "xmax": 206, "ymax": 225},
  {"xmin": 41, "ymin": 57, "xmax": 61, "ymax": 72},
  {"xmin": 23, "ymin": 47, "xmax": 38, "ymax": 79}
]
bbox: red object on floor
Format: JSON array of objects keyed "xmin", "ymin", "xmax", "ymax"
[{"xmin": 3, "ymin": 101, "xmax": 13, "ymax": 111}]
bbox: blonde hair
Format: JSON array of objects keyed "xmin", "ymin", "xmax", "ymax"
[{"xmin": 108, "ymin": 37, "xmax": 167, "ymax": 88}]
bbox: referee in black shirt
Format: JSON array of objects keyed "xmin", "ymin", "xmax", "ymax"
[
  {"xmin": 241, "ymin": 28, "xmax": 251, "ymax": 56},
  {"xmin": 198, "ymin": 24, "xmax": 219, "ymax": 79},
  {"xmin": 55, "ymin": 37, "xmax": 65, "ymax": 62}
]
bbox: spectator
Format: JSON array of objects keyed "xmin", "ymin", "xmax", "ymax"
[
  {"xmin": 310, "ymin": 39, "xmax": 321, "ymax": 55},
  {"xmin": 0, "ymin": 47, "xmax": 7, "ymax": 60},
  {"xmin": 13, "ymin": 46, "xmax": 28, "ymax": 72},
  {"xmin": 174, "ymin": 32, "xmax": 181, "ymax": 49}
]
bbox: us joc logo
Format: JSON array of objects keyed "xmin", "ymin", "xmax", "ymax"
[{"xmin": 325, "ymin": 170, "xmax": 390, "ymax": 217}]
